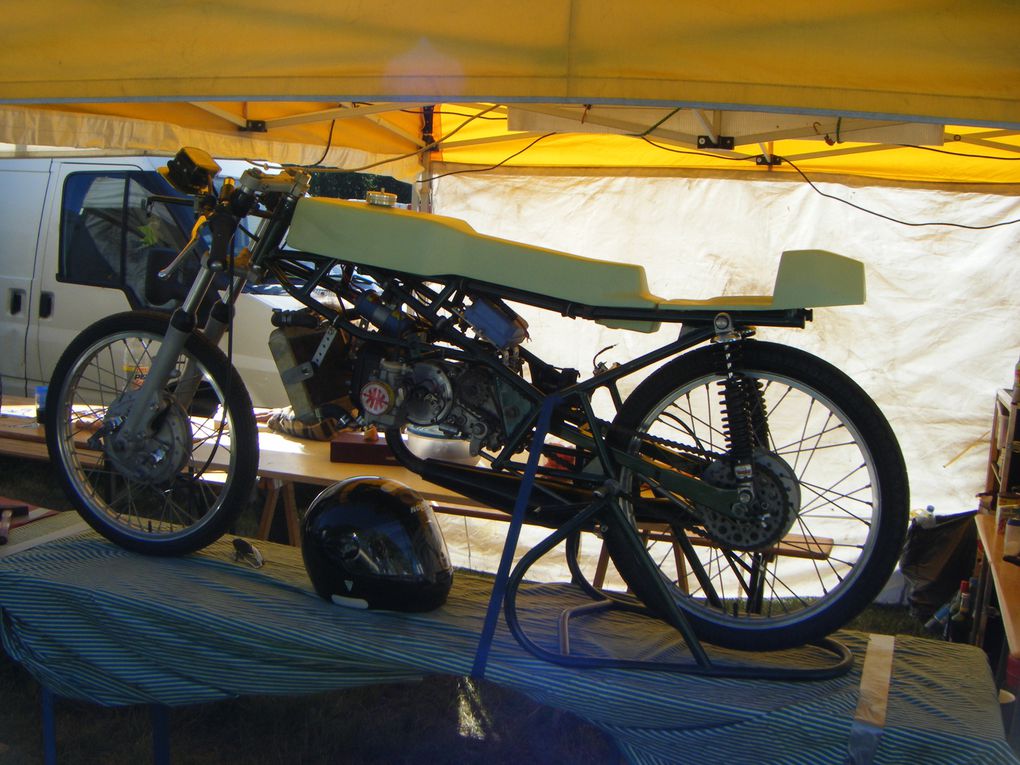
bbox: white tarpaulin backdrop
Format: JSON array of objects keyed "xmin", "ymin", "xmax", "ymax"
[{"xmin": 431, "ymin": 171, "xmax": 1020, "ymax": 522}]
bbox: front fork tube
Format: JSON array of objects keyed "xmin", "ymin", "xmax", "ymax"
[
  {"xmin": 199, "ymin": 273, "xmax": 248, "ymax": 347},
  {"xmin": 117, "ymin": 264, "xmax": 224, "ymax": 441},
  {"xmin": 170, "ymin": 273, "xmax": 248, "ymax": 409}
]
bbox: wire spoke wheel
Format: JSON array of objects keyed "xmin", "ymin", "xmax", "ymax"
[
  {"xmin": 45, "ymin": 311, "xmax": 259, "ymax": 555},
  {"xmin": 604, "ymin": 340, "xmax": 908, "ymax": 651}
]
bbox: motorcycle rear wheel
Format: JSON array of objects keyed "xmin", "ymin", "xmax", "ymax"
[
  {"xmin": 45, "ymin": 311, "xmax": 259, "ymax": 556},
  {"xmin": 603, "ymin": 340, "xmax": 909, "ymax": 651}
]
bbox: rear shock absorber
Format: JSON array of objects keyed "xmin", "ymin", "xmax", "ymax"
[{"xmin": 712, "ymin": 314, "xmax": 756, "ymax": 504}]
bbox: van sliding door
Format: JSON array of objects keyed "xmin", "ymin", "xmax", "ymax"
[
  {"xmin": 27, "ymin": 160, "xmax": 142, "ymax": 391},
  {"xmin": 0, "ymin": 162, "xmax": 51, "ymax": 398}
]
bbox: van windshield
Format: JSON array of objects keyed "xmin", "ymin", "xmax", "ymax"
[{"xmin": 60, "ymin": 169, "xmax": 263, "ymax": 310}]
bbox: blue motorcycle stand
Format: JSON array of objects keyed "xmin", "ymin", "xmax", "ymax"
[{"xmin": 471, "ymin": 395, "xmax": 854, "ymax": 682}]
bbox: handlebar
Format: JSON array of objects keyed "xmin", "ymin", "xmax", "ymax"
[
  {"xmin": 157, "ymin": 158, "xmax": 313, "ymax": 281},
  {"xmin": 206, "ymin": 206, "xmax": 240, "ymax": 270},
  {"xmin": 144, "ymin": 194, "xmax": 193, "ymax": 209},
  {"xmin": 157, "ymin": 215, "xmax": 208, "ymax": 280}
]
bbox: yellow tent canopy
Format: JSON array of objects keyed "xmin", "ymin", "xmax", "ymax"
[
  {"xmin": 430, "ymin": 105, "xmax": 1020, "ymax": 186},
  {"xmin": 0, "ymin": 1, "xmax": 1018, "ymax": 185}
]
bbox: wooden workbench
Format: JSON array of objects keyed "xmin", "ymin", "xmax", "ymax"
[
  {"xmin": 0, "ymin": 399, "xmax": 475, "ymax": 502},
  {"xmin": 975, "ymin": 513, "xmax": 1020, "ymax": 656},
  {"xmin": 973, "ymin": 511, "xmax": 1020, "ymax": 749},
  {"xmin": 0, "ymin": 400, "xmax": 497, "ymax": 543},
  {"xmin": 0, "ymin": 399, "xmax": 586, "ymax": 580},
  {"xmin": 0, "ymin": 407, "xmax": 48, "ymax": 459},
  {"xmin": 0, "ymin": 398, "xmax": 831, "ymax": 586}
]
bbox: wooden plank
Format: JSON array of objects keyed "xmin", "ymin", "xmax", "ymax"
[
  {"xmin": 0, "ymin": 404, "xmax": 480, "ymax": 508},
  {"xmin": 639, "ymin": 521, "xmax": 834, "ymax": 561},
  {"xmin": 847, "ymin": 633, "xmax": 896, "ymax": 763},
  {"xmin": 855, "ymin": 634, "xmax": 895, "ymax": 729},
  {"xmin": 1, "ymin": 402, "xmax": 830, "ymax": 564},
  {"xmin": 0, "ymin": 406, "xmax": 46, "ymax": 452},
  {"xmin": 0, "ymin": 435, "xmax": 49, "ymax": 460},
  {"xmin": 975, "ymin": 512, "xmax": 1020, "ymax": 656}
]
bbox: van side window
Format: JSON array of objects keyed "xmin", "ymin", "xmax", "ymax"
[{"xmin": 60, "ymin": 172, "xmax": 190, "ymax": 309}]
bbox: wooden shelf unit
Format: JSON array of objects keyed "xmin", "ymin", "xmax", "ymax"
[{"xmin": 983, "ymin": 388, "xmax": 1020, "ymax": 514}]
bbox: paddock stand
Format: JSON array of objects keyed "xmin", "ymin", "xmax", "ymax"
[{"xmin": 470, "ymin": 394, "xmax": 854, "ymax": 682}]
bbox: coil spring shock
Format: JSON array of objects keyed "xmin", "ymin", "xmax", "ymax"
[
  {"xmin": 714, "ymin": 338, "xmax": 755, "ymax": 478},
  {"xmin": 746, "ymin": 374, "xmax": 770, "ymax": 448}
]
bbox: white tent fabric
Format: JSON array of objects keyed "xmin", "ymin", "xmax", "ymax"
[{"xmin": 432, "ymin": 171, "xmax": 1020, "ymax": 520}]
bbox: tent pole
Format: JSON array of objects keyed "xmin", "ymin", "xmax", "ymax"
[
  {"xmin": 418, "ymin": 150, "xmax": 434, "ymax": 213},
  {"xmin": 415, "ymin": 105, "xmax": 435, "ymax": 213}
]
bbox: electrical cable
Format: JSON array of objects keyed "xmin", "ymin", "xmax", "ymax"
[
  {"xmin": 638, "ymin": 136, "xmax": 1020, "ymax": 230},
  {"xmin": 419, "ymin": 133, "xmax": 558, "ymax": 182},
  {"xmin": 288, "ymin": 104, "xmax": 1020, "ymax": 229},
  {"xmin": 308, "ymin": 120, "xmax": 337, "ymax": 167},
  {"xmin": 898, "ymin": 143, "xmax": 1020, "ymax": 161},
  {"xmin": 287, "ymin": 105, "xmax": 503, "ymax": 176},
  {"xmin": 639, "ymin": 135, "xmax": 754, "ymax": 162},
  {"xmin": 636, "ymin": 108, "xmax": 682, "ymax": 137},
  {"xmin": 779, "ymin": 155, "xmax": 1020, "ymax": 230},
  {"xmin": 431, "ymin": 107, "xmax": 507, "ymax": 120}
]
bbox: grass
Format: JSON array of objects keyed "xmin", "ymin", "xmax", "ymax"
[
  {"xmin": 0, "ymin": 662, "xmax": 619, "ymax": 765},
  {"xmin": 0, "ymin": 454, "xmax": 929, "ymax": 764}
]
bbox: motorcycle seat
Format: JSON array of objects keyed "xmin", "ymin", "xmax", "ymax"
[{"xmin": 289, "ymin": 198, "xmax": 864, "ymax": 333}]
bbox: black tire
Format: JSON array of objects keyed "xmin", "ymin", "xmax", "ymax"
[
  {"xmin": 603, "ymin": 340, "xmax": 909, "ymax": 651},
  {"xmin": 45, "ymin": 311, "xmax": 259, "ymax": 555}
]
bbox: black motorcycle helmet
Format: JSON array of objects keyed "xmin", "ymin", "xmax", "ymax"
[{"xmin": 301, "ymin": 477, "xmax": 453, "ymax": 611}]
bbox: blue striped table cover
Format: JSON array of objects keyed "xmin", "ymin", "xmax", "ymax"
[{"xmin": 0, "ymin": 530, "xmax": 1015, "ymax": 765}]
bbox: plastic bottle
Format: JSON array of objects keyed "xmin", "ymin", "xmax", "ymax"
[
  {"xmin": 912, "ymin": 504, "xmax": 937, "ymax": 529},
  {"xmin": 947, "ymin": 579, "xmax": 973, "ymax": 643},
  {"xmin": 1006, "ymin": 518, "xmax": 1020, "ymax": 557},
  {"xmin": 924, "ymin": 602, "xmax": 952, "ymax": 633},
  {"xmin": 34, "ymin": 384, "xmax": 47, "ymax": 423}
]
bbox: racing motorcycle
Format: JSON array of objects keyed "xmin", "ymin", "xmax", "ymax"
[{"xmin": 45, "ymin": 147, "xmax": 908, "ymax": 652}]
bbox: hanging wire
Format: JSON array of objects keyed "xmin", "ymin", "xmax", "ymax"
[
  {"xmin": 635, "ymin": 108, "xmax": 682, "ymax": 137},
  {"xmin": 419, "ymin": 133, "xmax": 558, "ymax": 182},
  {"xmin": 779, "ymin": 155, "xmax": 1020, "ymax": 230},
  {"xmin": 307, "ymin": 119, "xmax": 337, "ymax": 167},
  {"xmin": 897, "ymin": 143, "xmax": 1020, "ymax": 161},
  {"xmin": 639, "ymin": 135, "xmax": 754, "ymax": 162},
  {"xmin": 281, "ymin": 104, "xmax": 1020, "ymax": 229},
  {"xmin": 638, "ymin": 136, "xmax": 1020, "ymax": 229},
  {"xmin": 286, "ymin": 104, "xmax": 504, "ymax": 175},
  {"xmin": 431, "ymin": 107, "xmax": 508, "ymax": 120}
]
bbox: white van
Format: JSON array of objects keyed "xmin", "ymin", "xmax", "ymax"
[{"xmin": 0, "ymin": 154, "xmax": 289, "ymax": 407}]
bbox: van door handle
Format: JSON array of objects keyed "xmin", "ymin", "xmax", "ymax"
[
  {"xmin": 9, "ymin": 288, "xmax": 24, "ymax": 315},
  {"xmin": 39, "ymin": 291, "xmax": 54, "ymax": 319}
]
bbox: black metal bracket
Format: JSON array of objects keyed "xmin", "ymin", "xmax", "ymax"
[
  {"xmin": 756, "ymin": 154, "xmax": 783, "ymax": 166},
  {"xmin": 471, "ymin": 389, "xmax": 854, "ymax": 682},
  {"xmin": 502, "ymin": 491, "xmax": 853, "ymax": 680},
  {"xmin": 242, "ymin": 120, "xmax": 268, "ymax": 133},
  {"xmin": 697, "ymin": 135, "xmax": 735, "ymax": 150}
]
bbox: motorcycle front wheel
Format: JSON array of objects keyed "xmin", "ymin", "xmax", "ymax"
[
  {"xmin": 603, "ymin": 340, "xmax": 909, "ymax": 652},
  {"xmin": 45, "ymin": 311, "xmax": 260, "ymax": 556}
]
